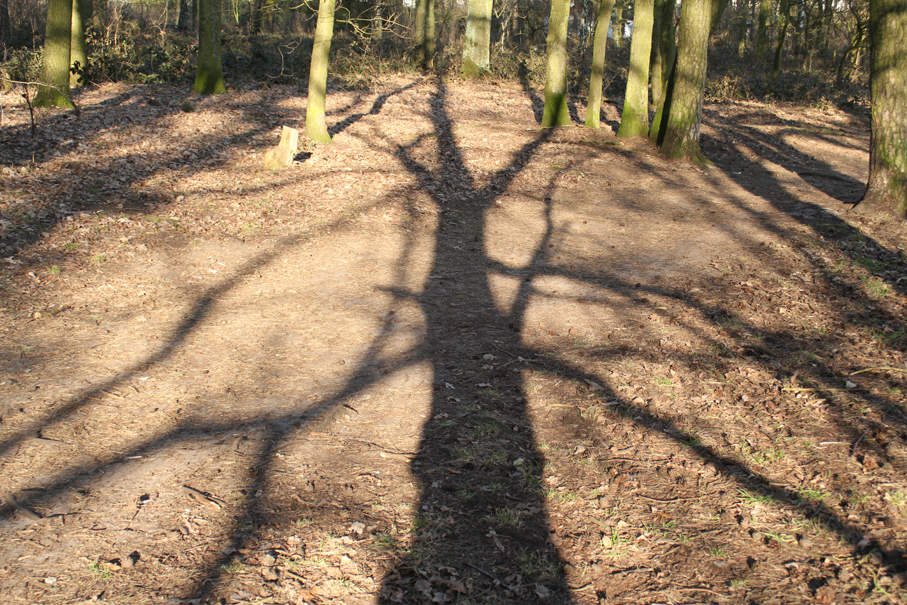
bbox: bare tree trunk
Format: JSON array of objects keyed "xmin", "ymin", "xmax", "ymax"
[
  {"xmin": 193, "ymin": 0, "xmax": 226, "ymax": 94},
  {"xmin": 585, "ymin": 0, "xmax": 617, "ymax": 128},
  {"xmin": 305, "ymin": 0, "xmax": 335, "ymax": 143},
  {"xmin": 659, "ymin": 0, "xmax": 710, "ymax": 163},
  {"xmin": 35, "ymin": 0, "xmax": 74, "ymax": 108},
  {"xmin": 650, "ymin": 0, "xmax": 676, "ymax": 114},
  {"xmin": 69, "ymin": 0, "xmax": 91, "ymax": 87},
  {"xmin": 462, "ymin": 0, "xmax": 492, "ymax": 76},
  {"xmin": 541, "ymin": 0, "xmax": 572, "ymax": 126},
  {"xmin": 618, "ymin": 0, "xmax": 655, "ymax": 137},
  {"xmin": 415, "ymin": 0, "xmax": 436, "ymax": 70},
  {"xmin": 857, "ymin": 0, "xmax": 907, "ymax": 218}
]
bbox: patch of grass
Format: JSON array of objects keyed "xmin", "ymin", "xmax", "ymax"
[
  {"xmin": 217, "ymin": 560, "xmax": 245, "ymax": 574},
  {"xmin": 64, "ymin": 242, "xmax": 80, "ymax": 251},
  {"xmin": 47, "ymin": 265, "xmax": 61, "ymax": 274},
  {"xmin": 862, "ymin": 275, "xmax": 892, "ymax": 298},
  {"xmin": 494, "ymin": 508, "xmax": 522, "ymax": 527},
  {"xmin": 707, "ymin": 546, "xmax": 725, "ymax": 557},
  {"xmin": 738, "ymin": 489, "xmax": 773, "ymax": 506},
  {"xmin": 88, "ymin": 561, "xmax": 112, "ymax": 579},
  {"xmin": 797, "ymin": 488, "xmax": 829, "ymax": 503},
  {"xmin": 372, "ymin": 532, "xmax": 398, "ymax": 551},
  {"xmin": 545, "ymin": 488, "xmax": 580, "ymax": 503},
  {"xmin": 90, "ymin": 254, "xmax": 106, "ymax": 264},
  {"xmin": 517, "ymin": 550, "xmax": 561, "ymax": 578},
  {"xmin": 762, "ymin": 529, "xmax": 795, "ymax": 544},
  {"xmin": 600, "ymin": 530, "xmax": 629, "ymax": 557},
  {"xmin": 654, "ymin": 377, "xmax": 673, "ymax": 386},
  {"xmin": 889, "ymin": 490, "xmax": 907, "ymax": 506}
]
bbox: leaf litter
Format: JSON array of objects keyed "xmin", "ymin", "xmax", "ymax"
[{"xmin": 0, "ymin": 78, "xmax": 905, "ymax": 604}]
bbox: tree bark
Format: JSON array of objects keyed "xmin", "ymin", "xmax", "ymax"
[
  {"xmin": 650, "ymin": 0, "xmax": 676, "ymax": 107},
  {"xmin": 35, "ymin": 0, "xmax": 74, "ymax": 108},
  {"xmin": 177, "ymin": 0, "xmax": 191, "ymax": 31},
  {"xmin": 541, "ymin": 0, "xmax": 572, "ymax": 126},
  {"xmin": 755, "ymin": 0, "xmax": 770, "ymax": 59},
  {"xmin": 415, "ymin": 0, "xmax": 436, "ymax": 70},
  {"xmin": 659, "ymin": 0, "xmax": 709, "ymax": 163},
  {"xmin": 585, "ymin": 0, "xmax": 617, "ymax": 128},
  {"xmin": 0, "ymin": 0, "xmax": 10, "ymax": 61},
  {"xmin": 193, "ymin": 0, "xmax": 226, "ymax": 94},
  {"xmin": 858, "ymin": 0, "xmax": 907, "ymax": 217},
  {"xmin": 462, "ymin": 0, "xmax": 492, "ymax": 77},
  {"xmin": 305, "ymin": 0, "xmax": 335, "ymax": 143},
  {"xmin": 618, "ymin": 0, "xmax": 655, "ymax": 137},
  {"xmin": 772, "ymin": 0, "xmax": 790, "ymax": 80},
  {"xmin": 69, "ymin": 0, "xmax": 91, "ymax": 87}
]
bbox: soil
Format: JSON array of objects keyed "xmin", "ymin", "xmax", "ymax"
[{"xmin": 1, "ymin": 76, "xmax": 906, "ymax": 605}]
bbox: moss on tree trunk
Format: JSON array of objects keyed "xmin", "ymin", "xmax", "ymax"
[
  {"xmin": 585, "ymin": 0, "xmax": 616, "ymax": 129},
  {"xmin": 306, "ymin": 0, "xmax": 335, "ymax": 143},
  {"xmin": 659, "ymin": 0, "xmax": 709, "ymax": 163},
  {"xmin": 858, "ymin": 0, "xmax": 907, "ymax": 218},
  {"xmin": 34, "ymin": 0, "xmax": 74, "ymax": 108},
  {"xmin": 193, "ymin": 0, "xmax": 226, "ymax": 94},
  {"xmin": 541, "ymin": 0, "xmax": 572, "ymax": 127},
  {"xmin": 618, "ymin": 0, "xmax": 655, "ymax": 137}
]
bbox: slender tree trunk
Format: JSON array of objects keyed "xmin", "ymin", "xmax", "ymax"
[
  {"xmin": 462, "ymin": 0, "xmax": 492, "ymax": 76},
  {"xmin": 659, "ymin": 0, "xmax": 709, "ymax": 163},
  {"xmin": 614, "ymin": 0, "xmax": 626, "ymax": 46},
  {"xmin": 618, "ymin": 0, "xmax": 655, "ymax": 137},
  {"xmin": 306, "ymin": 0, "xmax": 335, "ymax": 143},
  {"xmin": 35, "ymin": 0, "xmax": 74, "ymax": 108},
  {"xmin": 585, "ymin": 0, "xmax": 616, "ymax": 128},
  {"xmin": 858, "ymin": 0, "xmax": 907, "ymax": 217},
  {"xmin": 0, "ymin": 0, "xmax": 10, "ymax": 61},
  {"xmin": 541, "ymin": 0, "xmax": 572, "ymax": 126},
  {"xmin": 194, "ymin": 0, "xmax": 226, "ymax": 94},
  {"xmin": 650, "ymin": 0, "xmax": 677, "ymax": 103},
  {"xmin": 250, "ymin": 0, "xmax": 263, "ymax": 36},
  {"xmin": 772, "ymin": 0, "xmax": 789, "ymax": 79},
  {"xmin": 650, "ymin": 0, "xmax": 676, "ymax": 116},
  {"xmin": 69, "ymin": 0, "xmax": 91, "ymax": 87},
  {"xmin": 415, "ymin": 0, "xmax": 436, "ymax": 69},
  {"xmin": 755, "ymin": 0, "xmax": 770, "ymax": 59},
  {"xmin": 177, "ymin": 0, "xmax": 191, "ymax": 30}
]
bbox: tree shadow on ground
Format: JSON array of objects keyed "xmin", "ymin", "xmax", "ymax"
[{"xmin": 2, "ymin": 80, "xmax": 905, "ymax": 604}]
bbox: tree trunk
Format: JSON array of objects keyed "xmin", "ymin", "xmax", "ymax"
[
  {"xmin": 305, "ymin": 0, "xmax": 335, "ymax": 143},
  {"xmin": 0, "ymin": 0, "xmax": 10, "ymax": 61},
  {"xmin": 541, "ymin": 0, "xmax": 572, "ymax": 126},
  {"xmin": 618, "ymin": 0, "xmax": 655, "ymax": 137},
  {"xmin": 772, "ymin": 0, "xmax": 789, "ymax": 80},
  {"xmin": 415, "ymin": 0, "xmax": 436, "ymax": 70},
  {"xmin": 755, "ymin": 0, "xmax": 769, "ymax": 59},
  {"xmin": 650, "ymin": 0, "xmax": 676, "ymax": 115},
  {"xmin": 250, "ymin": 0, "xmax": 263, "ymax": 36},
  {"xmin": 69, "ymin": 0, "xmax": 91, "ymax": 87},
  {"xmin": 858, "ymin": 0, "xmax": 907, "ymax": 218},
  {"xmin": 177, "ymin": 0, "xmax": 191, "ymax": 31},
  {"xmin": 193, "ymin": 0, "xmax": 226, "ymax": 94},
  {"xmin": 585, "ymin": 0, "xmax": 617, "ymax": 128},
  {"xmin": 659, "ymin": 0, "xmax": 709, "ymax": 163},
  {"xmin": 35, "ymin": 0, "xmax": 74, "ymax": 108},
  {"xmin": 614, "ymin": 0, "xmax": 626, "ymax": 46},
  {"xmin": 462, "ymin": 0, "xmax": 492, "ymax": 77}
]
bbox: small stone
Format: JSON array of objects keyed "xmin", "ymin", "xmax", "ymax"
[{"xmin": 260, "ymin": 550, "xmax": 278, "ymax": 566}]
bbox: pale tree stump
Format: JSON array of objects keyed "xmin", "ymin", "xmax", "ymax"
[{"xmin": 263, "ymin": 126, "xmax": 299, "ymax": 170}]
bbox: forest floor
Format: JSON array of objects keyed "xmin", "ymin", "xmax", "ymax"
[{"xmin": 0, "ymin": 76, "xmax": 906, "ymax": 605}]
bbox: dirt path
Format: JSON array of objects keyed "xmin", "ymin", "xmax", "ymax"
[{"xmin": 1, "ymin": 77, "xmax": 906, "ymax": 605}]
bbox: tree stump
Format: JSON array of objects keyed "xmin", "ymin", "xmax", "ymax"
[{"xmin": 263, "ymin": 126, "xmax": 299, "ymax": 171}]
